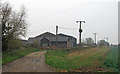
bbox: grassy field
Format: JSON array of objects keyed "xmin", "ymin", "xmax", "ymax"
[
  {"xmin": 2, "ymin": 47, "xmax": 43, "ymax": 65},
  {"xmin": 45, "ymin": 47, "xmax": 118, "ymax": 72},
  {"xmin": 102, "ymin": 46, "xmax": 118, "ymax": 72},
  {"xmin": 2, "ymin": 46, "xmax": 118, "ymax": 72}
]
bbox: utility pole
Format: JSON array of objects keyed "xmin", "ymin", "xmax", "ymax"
[
  {"xmin": 56, "ymin": 25, "xmax": 58, "ymax": 48},
  {"xmin": 49, "ymin": 31, "xmax": 51, "ymax": 47},
  {"xmin": 76, "ymin": 21, "xmax": 85, "ymax": 47},
  {"xmin": 93, "ymin": 33, "xmax": 97, "ymax": 46}
]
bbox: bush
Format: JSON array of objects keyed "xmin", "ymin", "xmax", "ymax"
[
  {"xmin": 7, "ymin": 39, "xmax": 23, "ymax": 51},
  {"xmin": 31, "ymin": 40, "xmax": 40, "ymax": 48}
]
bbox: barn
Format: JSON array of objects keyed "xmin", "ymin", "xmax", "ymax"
[{"xmin": 26, "ymin": 32, "xmax": 77, "ymax": 48}]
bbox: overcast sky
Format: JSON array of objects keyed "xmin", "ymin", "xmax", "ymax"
[{"xmin": 3, "ymin": 0, "xmax": 119, "ymax": 44}]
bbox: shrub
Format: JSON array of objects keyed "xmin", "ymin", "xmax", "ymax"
[
  {"xmin": 7, "ymin": 39, "xmax": 23, "ymax": 51},
  {"xmin": 31, "ymin": 40, "xmax": 40, "ymax": 48}
]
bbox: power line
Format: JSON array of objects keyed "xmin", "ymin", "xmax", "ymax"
[
  {"xmin": 30, "ymin": 26, "xmax": 53, "ymax": 33},
  {"xmin": 30, "ymin": 25, "xmax": 78, "ymax": 33},
  {"xmin": 38, "ymin": 2, "xmax": 91, "ymax": 20},
  {"xmin": 59, "ymin": 26, "xmax": 78, "ymax": 30}
]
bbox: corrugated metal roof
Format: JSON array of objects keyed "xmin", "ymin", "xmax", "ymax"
[
  {"xmin": 40, "ymin": 37, "xmax": 68, "ymax": 41},
  {"xmin": 27, "ymin": 32, "xmax": 77, "ymax": 42},
  {"xmin": 49, "ymin": 37, "xmax": 68, "ymax": 41},
  {"xmin": 35, "ymin": 32, "xmax": 55, "ymax": 38},
  {"xmin": 58, "ymin": 33, "xmax": 76, "ymax": 39}
]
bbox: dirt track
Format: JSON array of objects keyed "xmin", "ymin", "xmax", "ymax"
[{"xmin": 2, "ymin": 51, "xmax": 54, "ymax": 72}]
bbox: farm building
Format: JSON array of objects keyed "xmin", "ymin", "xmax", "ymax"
[{"xmin": 26, "ymin": 32, "xmax": 77, "ymax": 48}]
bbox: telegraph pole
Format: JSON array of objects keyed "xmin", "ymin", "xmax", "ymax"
[
  {"xmin": 56, "ymin": 25, "xmax": 58, "ymax": 48},
  {"xmin": 76, "ymin": 21, "xmax": 85, "ymax": 47},
  {"xmin": 93, "ymin": 33, "xmax": 97, "ymax": 46},
  {"xmin": 49, "ymin": 31, "xmax": 51, "ymax": 47}
]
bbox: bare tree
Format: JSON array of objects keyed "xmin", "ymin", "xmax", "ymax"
[
  {"xmin": 82, "ymin": 37, "xmax": 94, "ymax": 47},
  {"xmin": 0, "ymin": 2, "xmax": 27, "ymax": 52}
]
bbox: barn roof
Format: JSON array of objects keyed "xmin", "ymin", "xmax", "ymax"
[
  {"xmin": 40, "ymin": 37, "xmax": 68, "ymax": 41},
  {"xmin": 35, "ymin": 32, "xmax": 55, "ymax": 38},
  {"xmin": 58, "ymin": 33, "xmax": 76, "ymax": 39},
  {"xmin": 27, "ymin": 32, "xmax": 76, "ymax": 42},
  {"xmin": 49, "ymin": 37, "xmax": 68, "ymax": 41}
]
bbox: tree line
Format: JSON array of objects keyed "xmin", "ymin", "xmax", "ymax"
[
  {"xmin": 82, "ymin": 37, "xmax": 109, "ymax": 47},
  {"xmin": 0, "ymin": 2, "xmax": 27, "ymax": 52}
]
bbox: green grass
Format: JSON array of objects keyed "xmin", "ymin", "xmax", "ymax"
[
  {"xmin": 3, "ymin": 46, "xmax": 118, "ymax": 72},
  {"xmin": 45, "ymin": 47, "xmax": 111, "ymax": 71},
  {"xmin": 45, "ymin": 50, "xmax": 71, "ymax": 69},
  {"xmin": 102, "ymin": 46, "xmax": 119, "ymax": 72},
  {"xmin": 2, "ymin": 47, "xmax": 43, "ymax": 65}
]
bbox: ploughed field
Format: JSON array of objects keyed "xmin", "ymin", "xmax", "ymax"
[{"xmin": 45, "ymin": 47, "xmax": 119, "ymax": 72}]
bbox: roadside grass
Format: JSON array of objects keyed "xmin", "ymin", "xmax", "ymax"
[
  {"xmin": 45, "ymin": 47, "xmax": 111, "ymax": 72},
  {"xmin": 102, "ymin": 46, "xmax": 118, "ymax": 72},
  {"xmin": 2, "ymin": 47, "xmax": 44, "ymax": 65}
]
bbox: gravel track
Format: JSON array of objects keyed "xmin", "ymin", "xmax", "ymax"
[{"xmin": 2, "ymin": 51, "xmax": 54, "ymax": 72}]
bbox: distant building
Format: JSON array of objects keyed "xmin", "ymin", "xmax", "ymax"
[
  {"xmin": 97, "ymin": 40, "xmax": 109, "ymax": 46},
  {"xmin": 26, "ymin": 32, "xmax": 77, "ymax": 48}
]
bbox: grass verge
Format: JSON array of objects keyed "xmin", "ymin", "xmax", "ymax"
[
  {"xmin": 45, "ymin": 47, "xmax": 111, "ymax": 72},
  {"xmin": 2, "ymin": 47, "xmax": 43, "ymax": 65}
]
